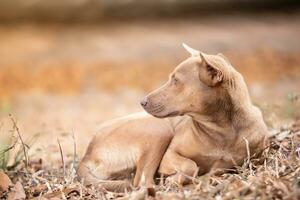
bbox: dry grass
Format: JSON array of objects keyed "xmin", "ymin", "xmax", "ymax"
[
  {"xmin": 0, "ymin": 121, "xmax": 299, "ymax": 200},
  {"xmin": 0, "ymin": 18, "xmax": 300, "ymax": 199}
]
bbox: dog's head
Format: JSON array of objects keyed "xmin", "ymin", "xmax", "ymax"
[{"xmin": 141, "ymin": 43, "xmax": 239, "ymax": 118}]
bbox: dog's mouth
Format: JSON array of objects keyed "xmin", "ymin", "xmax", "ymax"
[
  {"xmin": 144, "ymin": 104, "xmax": 164, "ymax": 115},
  {"xmin": 152, "ymin": 110, "xmax": 181, "ymax": 118},
  {"xmin": 144, "ymin": 104, "xmax": 182, "ymax": 118}
]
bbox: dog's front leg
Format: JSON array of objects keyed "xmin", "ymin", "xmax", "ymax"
[
  {"xmin": 158, "ymin": 149, "xmax": 198, "ymax": 185},
  {"xmin": 134, "ymin": 143, "xmax": 171, "ymax": 189},
  {"xmin": 133, "ymin": 163, "xmax": 155, "ymax": 188}
]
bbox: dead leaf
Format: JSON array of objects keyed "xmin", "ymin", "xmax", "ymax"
[
  {"xmin": 42, "ymin": 186, "xmax": 81, "ymax": 199},
  {"xmin": 0, "ymin": 171, "xmax": 12, "ymax": 191},
  {"xmin": 7, "ymin": 181, "xmax": 26, "ymax": 200}
]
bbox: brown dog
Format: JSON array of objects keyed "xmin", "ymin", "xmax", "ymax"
[
  {"xmin": 77, "ymin": 44, "xmax": 269, "ymax": 190},
  {"xmin": 143, "ymin": 44, "xmax": 269, "ymax": 184}
]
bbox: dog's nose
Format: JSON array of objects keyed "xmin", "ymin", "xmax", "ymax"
[{"xmin": 140, "ymin": 98, "xmax": 148, "ymax": 107}]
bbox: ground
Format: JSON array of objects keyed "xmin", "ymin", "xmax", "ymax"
[{"xmin": 0, "ymin": 14, "xmax": 299, "ymax": 199}]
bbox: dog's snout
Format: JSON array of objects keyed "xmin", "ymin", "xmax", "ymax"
[{"xmin": 140, "ymin": 98, "xmax": 148, "ymax": 107}]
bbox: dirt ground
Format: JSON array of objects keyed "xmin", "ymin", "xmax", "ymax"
[{"xmin": 0, "ymin": 14, "xmax": 299, "ymax": 168}]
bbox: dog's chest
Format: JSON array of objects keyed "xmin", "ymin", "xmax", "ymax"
[{"xmin": 172, "ymin": 120, "xmax": 232, "ymax": 167}]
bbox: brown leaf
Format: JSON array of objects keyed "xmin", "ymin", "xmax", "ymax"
[
  {"xmin": 28, "ymin": 184, "xmax": 47, "ymax": 198},
  {"xmin": 42, "ymin": 186, "xmax": 81, "ymax": 199},
  {"xmin": 0, "ymin": 171, "xmax": 12, "ymax": 191},
  {"xmin": 7, "ymin": 181, "xmax": 26, "ymax": 200}
]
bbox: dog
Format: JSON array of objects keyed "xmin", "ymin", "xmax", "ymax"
[{"xmin": 77, "ymin": 43, "xmax": 269, "ymax": 190}]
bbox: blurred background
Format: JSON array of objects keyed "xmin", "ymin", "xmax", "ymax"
[{"xmin": 0, "ymin": 0, "xmax": 299, "ymax": 166}]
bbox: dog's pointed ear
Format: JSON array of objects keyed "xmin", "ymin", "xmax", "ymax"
[
  {"xmin": 182, "ymin": 43, "xmax": 200, "ymax": 57},
  {"xmin": 199, "ymin": 53, "xmax": 223, "ymax": 86},
  {"xmin": 217, "ymin": 53, "xmax": 232, "ymax": 65}
]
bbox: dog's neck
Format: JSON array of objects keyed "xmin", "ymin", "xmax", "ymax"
[{"xmin": 189, "ymin": 73, "xmax": 255, "ymax": 145}]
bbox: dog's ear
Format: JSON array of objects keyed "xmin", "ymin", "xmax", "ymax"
[
  {"xmin": 199, "ymin": 53, "xmax": 223, "ymax": 86},
  {"xmin": 182, "ymin": 43, "xmax": 200, "ymax": 57},
  {"xmin": 217, "ymin": 53, "xmax": 232, "ymax": 65}
]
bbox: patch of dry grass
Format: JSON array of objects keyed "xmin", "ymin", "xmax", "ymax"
[{"xmin": 1, "ymin": 121, "xmax": 299, "ymax": 200}]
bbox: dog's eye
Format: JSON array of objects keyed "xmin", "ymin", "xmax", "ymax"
[{"xmin": 172, "ymin": 76, "xmax": 179, "ymax": 85}]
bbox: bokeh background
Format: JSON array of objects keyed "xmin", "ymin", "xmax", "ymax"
[{"xmin": 0, "ymin": 0, "xmax": 299, "ymax": 167}]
